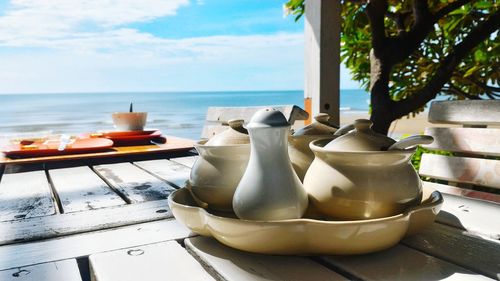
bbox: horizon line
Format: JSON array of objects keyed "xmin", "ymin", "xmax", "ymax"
[{"xmin": 0, "ymin": 89, "xmax": 366, "ymax": 95}]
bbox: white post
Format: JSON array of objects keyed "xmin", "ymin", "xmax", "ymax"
[{"xmin": 304, "ymin": 0, "xmax": 341, "ymax": 125}]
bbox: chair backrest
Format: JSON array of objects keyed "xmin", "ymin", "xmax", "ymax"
[
  {"xmin": 201, "ymin": 105, "xmax": 309, "ymax": 139},
  {"xmin": 419, "ymin": 100, "xmax": 500, "ymax": 202}
]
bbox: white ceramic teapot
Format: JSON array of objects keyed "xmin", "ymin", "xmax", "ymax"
[
  {"xmin": 189, "ymin": 119, "xmax": 250, "ymax": 212},
  {"xmin": 233, "ymin": 108, "xmax": 308, "ymax": 220},
  {"xmin": 303, "ymin": 119, "xmax": 433, "ymax": 220}
]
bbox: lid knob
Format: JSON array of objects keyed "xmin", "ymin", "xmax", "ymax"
[
  {"xmin": 354, "ymin": 119, "xmax": 373, "ymax": 131},
  {"xmin": 314, "ymin": 113, "xmax": 330, "ymax": 124}
]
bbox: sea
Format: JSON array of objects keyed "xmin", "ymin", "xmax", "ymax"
[{"xmin": 0, "ymin": 90, "xmax": 370, "ymax": 141}]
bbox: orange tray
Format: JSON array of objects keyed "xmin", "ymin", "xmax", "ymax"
[
  {"xmin": 2, "ymin": 138, "xmax": 114, "ymax": 158},
  {"xmin": 0, "ymin": 136, "xmax": 195, "ymax": 165},
  {"xmin": 90, "ymin": 130, "xmax": 164, "ymax": 146}
]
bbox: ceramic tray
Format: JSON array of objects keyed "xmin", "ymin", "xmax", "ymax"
[{"xmin": 168, "ymin": 186, "xmax": 443, "ymax": 255}]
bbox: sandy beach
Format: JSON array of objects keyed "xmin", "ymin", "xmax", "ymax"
[{"xmin": 339, "ymin": 111, "xmax": 436, "ymax": 138}]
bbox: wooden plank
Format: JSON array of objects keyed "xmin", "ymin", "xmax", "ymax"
[
  {"xmin": 89, "ymin": 241, "xmax": 214, "ymax": 281},
  {"xmin": 424, "ymin": 127, "xmax": 500, "ymax": 156},
  {"xmin": 94, "ymin": 163, "xmax": 176, "ymax": 203},
  {"xmin": 185, "ymin": 236, "xmax": 348, "ymax": 281},
  {"xmin": 428, "ymin": 100, "xmax": 500, "ymax": 126},
  {"xmin": 0, "ymin": 171, "xmax": 56, "ymax": 222},
  {"xmin": 424, "ymin": 181, "xmax": 500, "ymax": 203},
  {"xmin": 0, "ymin": 199, "xmax": 172, "ymax": 245},
  {"xmin": 49, "ymin": 166, "xmax": 126, "ymax": 213},
  {"xmin": 205, "ymin": 105, "xmax": 308, "ymax": 124},
  {"xmin": 0, "ymin": 259, "xmax": 82, "ymax": 281},
  {"xmin": 0, "ymin": 136, "xmax": 195, "ymax": 165},
  {"xmin": 304, "ymin": 0, "xmax": 341, "ymax": 124},
  {"xmin": 134, "ymin": 159, "xmax": 191, "ymax": 188},
  {"xmin": 0, "ymin": 219, "xmax": 192, "ymax": 271},
  {"xmin": 320, "ymin": 244, "xmax": 491, "ymax": 281},
  {"xmin": 432, "ymin": 184, "xmax": 500, "ymax": 240},
  {"xmin": 402, "ymin": 223, "xmax": 500, "ymax": 279},
  {"xmin": 170, "ymin": 156, "xmax": 199, "ymax": 169},
  {"xmin": 419, "ymin": 154, "xmax": 500, "ymax": 189}
]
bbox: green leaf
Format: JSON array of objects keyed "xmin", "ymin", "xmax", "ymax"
[{"xmin": 464, "ymin": 66, "xmax": 480, "ymax": 78}]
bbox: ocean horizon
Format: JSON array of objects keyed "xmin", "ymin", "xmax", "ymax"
[{"xmin": 1, "ymin": 90, "xmax": 370, "ymax": 140}]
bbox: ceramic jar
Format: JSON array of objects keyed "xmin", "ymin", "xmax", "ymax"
[
  {"xmin": 189, "ymin": 120, "xmax": 250, "ymax": 212},
  {"xmin": 303, "ymin": 119, "xmax": 433, "ymax": 220},
  {"xmin": 233, "ymin": 108, "xmax": 308, "ymax": 220},
  {"xmin": 288, "ymin": 113, "xmax": 338, "ymax": 181}
]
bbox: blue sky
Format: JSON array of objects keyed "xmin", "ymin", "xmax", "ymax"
[{"xmin": 0, "ymin": 0, "xmax": 359, "ymax": 94}]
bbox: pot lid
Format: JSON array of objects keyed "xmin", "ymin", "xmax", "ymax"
[
  {"xmin": 293, "ymin": 113, "xmax": 338, "ymax": 136},
  {"xmin": 246, "ymin": 108, "xmax": 289, "ymax": 129},
  {"xmin": 324, "ymin": 119, "xmax": 395, "ymax": 151},
  {"xmin": 205, "ymin": 119, "xmax": 250, "ymax": 145}
]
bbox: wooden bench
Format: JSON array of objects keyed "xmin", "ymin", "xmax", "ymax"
[
  {"xmin": 201, "ymin": 105, "xmax": 309, "ymax": 139},
  {"xmin": 419, "ymin": 100, "xmax": 500, "ymax": 204}
]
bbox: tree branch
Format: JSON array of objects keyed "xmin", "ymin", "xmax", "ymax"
[
  {"xmin": 365, "ymin": 0, "xmax": 388, "ymax": 52},
  {"xmin": 393, "ymin": 9, "xmax": 500, "ymax": 118},
  {"xmin": 445, "ymin": 84, "xmax": 483, "ymax": 99},
  {"xmin": 390, "ymin": 0, "xmax": 473, "ymax": 65},
  {"xmin": 386, "ymin": 11, "xmax": 412, "ymax": 33},
  {"xmin": 435, "ymin": 0, "xmax": 473, "ymax": 21}
]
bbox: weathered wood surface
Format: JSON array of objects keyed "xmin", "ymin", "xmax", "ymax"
[
  {"xmin": 428, "ymin": 100, "xmax": 500, "ymax": 126},
  {"xmin": 419, "ymin": 154, "xmax": 500, "ymax": 189},
  {"xmin": 439, "ymin": 196, "xmax": 500, "ymax": 240},
  {"xmin": 0, "ymin": 219, "xmax": 192, "ymax": 271},
  {"xmin": 424, "ymin": 181, "xmax": 500, "ymax": 203},
  {"xmin": 89, "ymin": 241, "xmax": 214, "ymax": 281},
  {"xmin": 134, "ymin": 159, "xmax": 191, "ymax": 188},
  {"xmin": 423, "ymin": 127, "xmax": 500, "ymax": 156},
  {"xmin": 186, "ymin": 236, "xmax": 348, "ymax": 281},
  {"xmin": 0, "ymin": 136, "xmax": 195, "ymax": 165},
  {"xmin": 0, "ymin": 199, "xmax": 172, "ymax": 245},
  {"xmin": 49, "ymin": 166, "xmax": 125, "ymax": 213},
  {"xmin": 93, "ymin": 163, "xmax": 176, "ymax": 203},
  {"xmin": 170, "ymin": 156, "xmax": 199, "ymax": 169},
  {"xmin": 320, "ymin": 244, "xmax": 491, "ymax": 281},
  {"xmin": 0, "ymin": 259, "xmax": 82, "ymax": 281},
  {"xmin": 0, "ymin": 171, "xmax": 56, "ymax": 222},
  {"xmin": 402, "ymin": 223, "xmax": 500, "ymax": 279}
]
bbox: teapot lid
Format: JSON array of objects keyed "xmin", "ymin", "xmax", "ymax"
[
  {"xmin": 246, "ymin": 108, "xmax": 289, "ymax": 129},
  {"xmin": 205, "ymin": 119, "xmax": 250, "ymax": 145},
  {"xmin": 293, "ymin": 113, "xmax": 338, "ymax": 136},
  {"xmin": 324, "ymin": 119, "xmax": 395, "ymax": 151}
]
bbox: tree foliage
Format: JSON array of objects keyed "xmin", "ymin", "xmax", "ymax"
[{"xmin": 285, "ymin": 0, "xmax": 499, "ymax": 133}]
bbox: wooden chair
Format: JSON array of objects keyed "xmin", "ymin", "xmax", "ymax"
[
  {"xmin": 200, "ymin": 105, "xmax": 309, "ymax": 139},
  {"xmin": 419, "ymin": 100, "xmax": 500, "ymax": 203}
]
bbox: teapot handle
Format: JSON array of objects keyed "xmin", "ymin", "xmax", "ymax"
[
  {"xmin": 334, "ymin": 123, "xmax": 355, "ymax": 136},
  {"xmin": 388, "ymin": 135, "xmax": 434, "ymax": 151}
]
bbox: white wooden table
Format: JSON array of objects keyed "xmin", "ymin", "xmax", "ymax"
[{"xmin": 0, "ymin": 153, "xmax": 499, "ymax": 281}]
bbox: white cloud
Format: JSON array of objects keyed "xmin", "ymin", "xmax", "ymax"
[
  {"xmin": 0, "ymin": 0, "xmax": 189, "ymax": 46},
  {"xmin": 0, "ymin": 0, "xmax": 310, "ymax": 93}
]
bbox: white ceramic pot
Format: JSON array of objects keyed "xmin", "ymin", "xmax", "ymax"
[
  {"xmin": 304, "ymin": 139, "xmax": 422, "ymax": 219},
  {"xmin": 288, "ymin": 113, "xmax": 338, "ymax": 181},
  {"xmin": 303, "ymin": 119, "xmax": 433, "ymax": 220},
  {"xmin": 189, "ymin": 119, "xmax": 250, "ymax": 212},
  {"xmin": 189, "ymin": 142, "xmax": 250, "ymax": 212}
]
